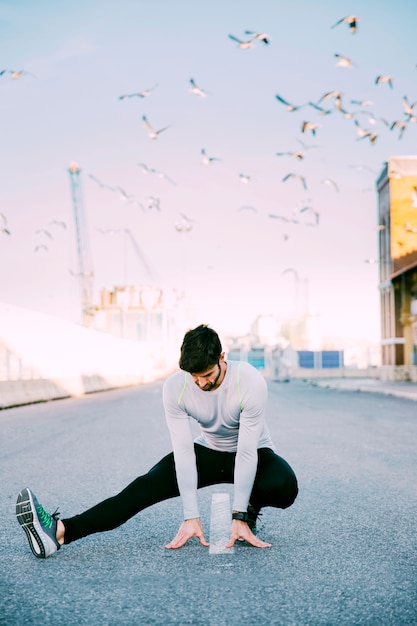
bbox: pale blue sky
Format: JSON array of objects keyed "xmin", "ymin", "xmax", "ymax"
[{"xmin": 1, "ymin": 0, "xmax": 417, "ymax": 339}]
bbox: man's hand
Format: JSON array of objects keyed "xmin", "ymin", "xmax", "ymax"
[
  {"xmin": 165, "ymin": 517, "xmax": 210, "ymax": 550},
  {"xmin": 225, "ymin": 520, "xmax": 272, "ymax": 549}
]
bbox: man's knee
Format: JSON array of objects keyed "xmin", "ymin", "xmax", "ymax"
[
  {"xmin": 281, "ymin": 475, "xmax": 298, "ymax": 509},
  {"xmin": 255, "ymin": 469, "xmax": 298, "ymax": 509}
]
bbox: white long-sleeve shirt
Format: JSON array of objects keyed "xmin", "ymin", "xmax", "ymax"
[{"xmin": 162, "ymin": 360, "xmax": 275, "ymax": 519}]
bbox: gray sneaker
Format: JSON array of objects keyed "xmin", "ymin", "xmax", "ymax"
[{"xmin": 16, "ymin": 488, "xmax": 61, "ymax": 558}]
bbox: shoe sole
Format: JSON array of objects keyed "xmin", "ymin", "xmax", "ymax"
[{"xmin": 16, "ymin": 488, "xmax": 49, "ymax": 558}]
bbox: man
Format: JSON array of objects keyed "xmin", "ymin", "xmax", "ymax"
[{"xmin": 16, "ymin": 324, "xmax": 298, "ymax": 558}]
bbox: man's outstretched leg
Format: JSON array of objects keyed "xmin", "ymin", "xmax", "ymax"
[
  {"xmin": 16, "ymin": 446, "xmax": 234, "ymax": 558},
  {"xmin": 16, "ymin": 452, "xmax": 181, "ymax": 558}
]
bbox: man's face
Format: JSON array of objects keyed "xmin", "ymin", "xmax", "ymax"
[{"xmin": 191, "ymin": 362, "xmax": 222, "ymax": 391}]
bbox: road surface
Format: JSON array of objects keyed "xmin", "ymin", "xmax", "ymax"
[{"xmin": 1, "ymin": 379, "xmax": 416, "ymax": 625}]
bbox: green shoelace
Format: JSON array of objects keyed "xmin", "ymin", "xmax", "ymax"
[{"xmin": 36, "ymin": 505, "xmax": 58, "ymax": 529}]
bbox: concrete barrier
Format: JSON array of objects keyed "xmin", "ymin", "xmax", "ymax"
[
  {"xmin": 0, "ymin": 373, "xmax": 158, "ymax": 409},
  {"xmin": 290, "ymin": 366, "xmax": 417, "ymax": 382},
  {"xmin": 0, "ymin": 302, "xmax": 178, "ymax": 409},
  {"xmin": 291, "ymin": 367, "xmax": 377, "ymax": 380}
]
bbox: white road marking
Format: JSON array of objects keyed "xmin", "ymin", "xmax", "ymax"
[{"xmin": 209, "ymin": 492, "xmax": 234, "ymax": 555}]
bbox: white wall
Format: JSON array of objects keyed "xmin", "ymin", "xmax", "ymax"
[{"xmin": 0, "ymin": 302, "xmax": 178, "ymax": 409}]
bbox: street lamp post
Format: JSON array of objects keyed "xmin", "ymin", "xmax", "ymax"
[
  {"xmin": 282, "ymin": 268, "xmax": 309, "ymax": 319},
  {"xmin": 282, "ymin": 268, "xmax": 300, "ymax": 318}
]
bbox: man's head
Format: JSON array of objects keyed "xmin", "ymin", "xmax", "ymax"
[{"xmin": 179, "ymin": 325, "xmax": 224, "ymax": 390}]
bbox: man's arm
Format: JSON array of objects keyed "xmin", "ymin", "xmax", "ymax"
[
  {"xmin": 164, "ymin": 411, "xmax": 200, "ymax": 519},
  {"xmin": 227, "ymin": 366, "xmax": 271, "ymax": 549},
  {"xmin": 232, "ymin": 367, "xmax": 268, "ymax": 512},
  {"xmin": 164, "ymin": 416, "xmax": 209, "ymax": 549},
  {"xmin": 162, "ymin": 376, "xmax": 209, "ymax": 549}
]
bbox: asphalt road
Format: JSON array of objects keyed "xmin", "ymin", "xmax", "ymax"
[{"xmin": 1, "ymin": 379, "xmax": 416, "ymax": 626}]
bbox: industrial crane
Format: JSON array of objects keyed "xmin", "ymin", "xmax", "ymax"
[
  {"xmin": 68, "ymin": 162, "xmax": 95, "ymax": 326},
  {"xmin": 68, "ymin": 164, "xmax": 157, "ymax": 326},
  {"xmin": 121, "ymin": 228, "xmax": 155, "ymax": 284}
]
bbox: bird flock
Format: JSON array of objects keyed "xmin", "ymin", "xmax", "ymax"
[
  {"xmin": 2, "ymin": 12, "xmax": 417, "ymax": 269},
  {"xmin": 88, "ymin": 14, "xmax": 416, "ymax": 256}
]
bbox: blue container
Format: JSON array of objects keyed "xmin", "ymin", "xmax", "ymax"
[
  {"xmin": 322, "ymin": 351, "xmax": 343, "ymax": 368},
  {"xmin": 248, "ymin": 349, "xmax": 265, "ymax": 369},
  {"xmin": 297, "ymin": 350, "xmax": 315, "ymax": 368}
]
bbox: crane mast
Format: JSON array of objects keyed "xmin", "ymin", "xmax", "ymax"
[
  {"xmin": 123, "ymin": 228, "xmax": 154, "ymax": 283},
  {"xmin": 68, "ymin": 162, "xmax": 95, "ymax": 326}
]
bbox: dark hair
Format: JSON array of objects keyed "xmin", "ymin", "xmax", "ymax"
[{"xmin": 179, "ymin": 324, "xmax": 222, "ymax": 373}]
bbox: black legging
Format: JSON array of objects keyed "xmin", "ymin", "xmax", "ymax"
[{"xmin": 63, "ymin": 445, "xmax": 298, "ymax": 544}]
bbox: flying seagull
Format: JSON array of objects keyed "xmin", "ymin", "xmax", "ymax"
[
  {"xmin": 350, "ymin": 99, "xmax": 374, "ymax": 107},
  {"xmin": 331, "ymin": 16, "xmax": 359, "ymax": 33},
  {"xmin": 299, "ymin": 206, "xmax": 320, "ymax": 226},
  {"xmin": 276, "ymin": 150, "xmax": 304, "ymax": 160},
  {"xmin": 268, "ymin": 214, "xmax": 299, "ymax": 224},
  {"xmin": 137, "ymin": 162, "xmax": 176, "ymax": 185},
  {"xmin": 282, "ymin": 173, "xmax": 308, "ymax": 190},
  {"xmin": 188, "ymin": 78, "xmax": 207, "ymax": 98},
  {"xmin": 275, "ymin": 94, "xmax": 305, "ymax": 112},
  {"xmin": 308, "ymin": 101, "xmax": 332, "ymax": 115},
  {"xmin": 390, "ymin": 120, "xmax": 407, "ymax": 139},
  {"xmin": 117, "ymin": 186, "xmax": 134, "ymax": 202},
  {"xmin": 319, "ymin": 90, "xmax": 343, "ymax": 103},
  {"xmin": 88, "ymin": 174, "xmax": 118, "ymax": 192},
  {"xmin": 244, "ymin": 30, "xmax": 270, "ymax": 44},
  {"xmin": 0, "ymin": 216, "xmax": 8, "ymax": 236},
  {"xmin": 357, "ymin": 130, "xmax": 378, "ymax": 144},
  {"xmin": 375, "ymin": 75, "xmax": 393, "ymax": 89},
  {"xmin": 301, "ymin": 121, "xmax": 319, "ymax": 136},
  {"xmin": 201, "ymin": 148, "xmax": 221, "ymax": 165},
  {"xmin": 142, "ymin": 115, "xmax": 170, "ymax": 139},
  {"xmin": 5, "ymin": 69, "xmax": 34, "ymax": 79},
  {"xmin": 321, "ymin": 178, "xmax": 339, "ymax": 192},
  {"xmin": 318, "ymin": 91, "xmax": 345, "ymax": 114},
  {"xmin": 334, "ymin": 54, "xmax": 355, "ymax": 68},
  {"xmin": 403, "ymin": 96, "xmax": 417, "ymax": 118},
  {"xmin": 354, "ymin": 120, "xmax": 378, "ymax": 143},
  {"xmin": 228, "ymin": 34, "xmax": 255, "ymax": 49},
  {"xmin": 35, "ymin": 228, "xmax": 53, "ymax": 239},
  {"xmin": 49, "ymin": 220, "xmax": 67, "ymax": 229},
  {"xmin": 147, "ymin": 196, "xmax": 161, "ymax": 211},
  {"xmin": 354, "ymin": 120, "xmax": 369, "ymax": 138},
  {"xmin": 118, "ymin": 84, "xmax": 158, "ymax": 99}
]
